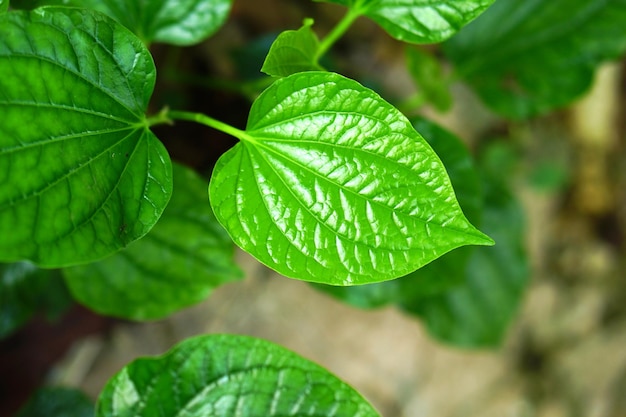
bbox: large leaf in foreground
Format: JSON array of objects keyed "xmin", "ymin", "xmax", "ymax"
[
  {"xmin": 0, "ymin": 8, "xmax": 172, "ymax": 267},
  {"xmin": 64, "ymin": 163, "xmax": 241, "ymax": 320},
  {"xmin": 210, "ymin": 72, "xmax": 492, "ymax": 285},
  {"xmin": 73, "ymin": 0, "xmax": 232, "ymax": 46},
  {"xmin": 97, "ymin": 334, "xmax": 380, "ymax": 417},
  {"xmin": 445, "ymin": 0, "xmax": 626, "ymax": 118},
  {"xmin": 313, "ymin": 117, "xmax": 482, "ymax": 305},
  {"xmin": 317, "ymin": 0, "xmax": 495, "ymax": 43}
]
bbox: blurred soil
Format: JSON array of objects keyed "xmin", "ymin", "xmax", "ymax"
[{"xmin": 2, "ymin": 1, "xmax": 626, "ymax": 416}]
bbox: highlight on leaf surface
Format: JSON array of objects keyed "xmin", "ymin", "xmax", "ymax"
[
  {"xmin": 72, "ymin": 0, "xmax": 233, "ymax": 46},
  {"xmin": 63, "ymin": 163, "xmax": 242, "ymax": 321},
  {"xmin": 97, "ymin": 334, "xmax": 381, "ymax": 417},
  {"xmin": 317, "ymin": 0, "xmax": 496, "ymax": 43},
  {"xmin": 209, "ymin": 71, "xmax": 493, "ymax": 286},
  {"xmin": 0, "ymin": 7, "xmax": 172, "ymax": 267}
]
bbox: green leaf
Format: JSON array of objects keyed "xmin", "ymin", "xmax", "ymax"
[
  {"xmin": 0, "ymin": 0, "xmax": 8, "ymax": 13},
  {"xmin": 97, "ymin": 334, "xmax": 380, "ymax": 417},
  {"xmin": 317, "ymin": 0, "xmax": 495, "ymax": 43},
  {"xmin": 16, "ymin": 387, "xmax": 94, "ymax": 417},
  {"xmin": 313, "ymin": 117, "xmax": 482, "ymax": 305},
  {"xmin": 0, "ymin": 8, "xmax": 172, "ymax": 267},
  {"xmin": 445, "ymin": 0, "xmax": 626, "ymax": 118},
  {"xmin": 75, "ymin": 0, "xmax": 233, "ymax": 46},
  {"xmin": 1, "ymin": 262, "xmax": 72, "ymax": 338},
  {"xmin": 261, "ymin": 18, "xmax": 323, "ymax": 77},
  {"xmin": 403, "ymin": 175, "xmax": 529, "ymax": 347},
  {"xmin": 209, "ymin": 72, "xmax": 492, "ymax": 285},
  {"xmin": 405, "ymin": 47, "xmax": 452, "ymax": 111},
  {"xmin": 63, "ymin": 163, "xmax": 242, "ymax": 321}
]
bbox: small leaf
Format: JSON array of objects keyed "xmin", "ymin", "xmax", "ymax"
[
  {"xmin": 445, "ymin": 0, "xmax": 626, "ymax": 118},
  {"xmin": 16, "ymin": 387, "xmax": 94, "ymax": 417},
  {"xmin": 63, "ymin": 163, "xmax": 242, "ymax": 321},
  {"xmin": 313, "ymin": 117, "xmax": 482, "ymax": 305},
  {"xmin": 97, "ymin": 334, "xmax": 380, "ymax": 417},
  {"xmin": 405, "ymin": 47, "xmax": 452, "ymax": 111},
  {"xmin": 0, "ymin": 8, "xmax": 172, "ymax": 267},
  {"xmin": 317, "ymin": 0, "xmax": 495, "ymax": 43},
  {"xmin": 210, "ymin": 72, "xmax": 492, "ymax": 285},
  {"xmin": 1, "ymin": 262, "xmax": 72, "ymax": 338},
  {"xmin": 75, "ymin": 0, "xmax": 233, "ymax": 46},
  {"xmin": 403, "ymin": 175, "xmax": 529, "ymax": 347},
  {"xmin": 261, "ymin": 18, "xmax": 323, "ymax": 77}
]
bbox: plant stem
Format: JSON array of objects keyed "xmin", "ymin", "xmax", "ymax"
[
  {"xmin": 149, "ymin": 109, "xmax": 250, "ymax": 142},
  {"xmin": 316, "ymin": 8, "xmax": 362, "ymax": 60}
]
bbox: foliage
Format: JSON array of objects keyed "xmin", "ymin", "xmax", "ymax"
[{"xmin": 1, "ymin": 0, "xmax": 625, "ymax": 414}]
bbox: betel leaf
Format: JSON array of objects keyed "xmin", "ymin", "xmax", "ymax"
[
  {"xmin": 16, "ymin": 387, "xmax": 94, "ymax": 417},
  {"xmin": 313, "ymin": 117, "xmax": 482, "ymax": 306},
  {"xmin": 317, "ymin": 0, "xmax": 495, "ymax": 44},
  {"xmin": 403, "ymin": 174, "xmax": 529, "ymax": 347},
  {"xmin": 261, "ymin": 18, "xmax": 323, "ymax": 78},
  {"xmin": 1, "ymin": 262, "xmax": 72, "ymax": 338},
  {"xmin": 97, "ymin": 334, "xmax": 380, "ymax": 417},
  {"xmin": 0, "ymin": 8, "xmax": 172, "ymax": 267},
  {"xmin": 209, "ymin": 72, "xmax": 493, "ymax": 285},
  {"xmin": 63, "ymin": 163, "xmax": 242, "ymax": 321},
  {"xmin": 445, "ymin": 0, "xmax": 626, "ymax": 118},
  {"xmin": 74, "ymin": 0, "xmax": 233, "ymax": 46}
]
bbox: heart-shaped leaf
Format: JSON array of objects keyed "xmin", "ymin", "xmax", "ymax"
[
  {"xmin": 97, "ymin": 334, "xmax": 380, "ymax": 417},
  {"xmin": 445, "ymin": 0, "xmax": 626, "ymax": 118},
  {"xmin": 75, "ymin": 0, "xmax": 233, "ymax": 46},
  {"xmin": 63, "ymin": 163, "xmax": 242, "ymax": 320},
  {"xmin": 0, "ymin": 8, "xmax": 172, "ymax": 267},
  {"xmin": 312, "ymin": 117, "xmax": 483, "ymax": 305},
  {"xmin": 317, "ymin": 0, "xmax": 495, "ymax": 43},
  {"xmin": 209, "ymin": 72, "xmax": 492, "ymax": 285},
  {"xmin": 261, "ymin": 18, "xmax": 323, "ymax": 77}
]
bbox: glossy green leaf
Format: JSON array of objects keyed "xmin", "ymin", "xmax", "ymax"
[
  {"xmin": 445, "ymin": 0, "xmax": 626, "ymax": 118},
  {"xmin": 317, "ymin": 0, "xmax": 495, "ymax": 43},
  {"xmin": 75, "ymin": 0, "xmax": 233, "ymax": 46},
  {"xmin": 261, "ymin": 18, "xmax": 323, "ymax": 77},
  {"xmin": 405, "ymin": 46, "xmax": 452, "ymax": 111},
  {"xmin": 210, "ymin": 72, "xmax": 492, "ymax": 285},
  {"xmin": 1, "ymin": 262, "xmax": 72, "ymax": 338},
  {"xmin": 403, "ymin": 175, "xmax": 529, "ymax": 347},
  {"xmin": 16, "ymin": 387, "xmax": 94, "ymax": 417},
  {"xmin": 97, "ymin": 334, "xmax": 380, "ymax": 417},
  {"xmin": 313, "ymin": 117, "xmax": 482, "ymax": 305},
  {"xmin": 63, "ymin": 163, "xmax": 242, "ymax": 321},
  {"xmin": 0, "ymin": 8, "xmax": 172, "ymax": 267}
]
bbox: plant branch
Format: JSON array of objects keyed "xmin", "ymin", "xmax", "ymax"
[
  {"xmin": 316, "ymin": 8, "xmax": 362, "ymax": 61},
  {"xmin": 149, "ymin": 108, "xmax": 250, "ymax": 142}
]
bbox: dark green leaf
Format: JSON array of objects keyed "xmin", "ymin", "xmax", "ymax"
[
  {"xmin": 63, "ymin": 163, "xmax": 242, "ymax": 320},
  {"xmin": 317, "ymin": 0, "xmax": 495, "ymax": 43},
  {"xmin": 0, "ymin": 8, "xmax": 172, "ymax": 267},
  {"xmin": 210, "ymin": 72, "xmax": 492, "ymax": 285},
  {"xmin": 75, "ymin": 0, "xmax": 233, "ymax": 46},
  {"xmin": 403, "ymin": 175, "xmax": 529, "ymax": 347},
  {"xmin": 445, "ymin": 0, "xmax": 626, "ymax": 118},
  {"xmin": 261, "ymin": 18, "xmax": 323, "ymax": 77},
  {"xmin": 15, "ymin": 387, "xmax": 94, "ymax": 417},
  {"xmin": 1, "ymin": 262, "xmax": 72, "ymax": 338},
  {"xmin": 96, "ymin": 334, "xmax": 380, "ymax": 417},
  {"xmin": 314, "ymin": 117, "xmax": 482, "ymax": 304},
  {"xmin": 405, "ymin": 47, "xmax": 452, "ymax": 111}
]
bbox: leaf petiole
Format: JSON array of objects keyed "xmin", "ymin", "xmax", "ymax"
[
  {"xmin": 315, "ymin": 7, "xmax": 362, "ymax": 61},
  {"xmin": 156, "ymin": 109, "xmax": 251, "ymax": 142}
]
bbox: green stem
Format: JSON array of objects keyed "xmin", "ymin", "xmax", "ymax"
[
  {"xmin": 148, "ymin": 108, "xmax": 250, "ymax": 142},
  {"xmin": 315, "ymin": 8, "xmax": 362, "ymax": 60}
]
